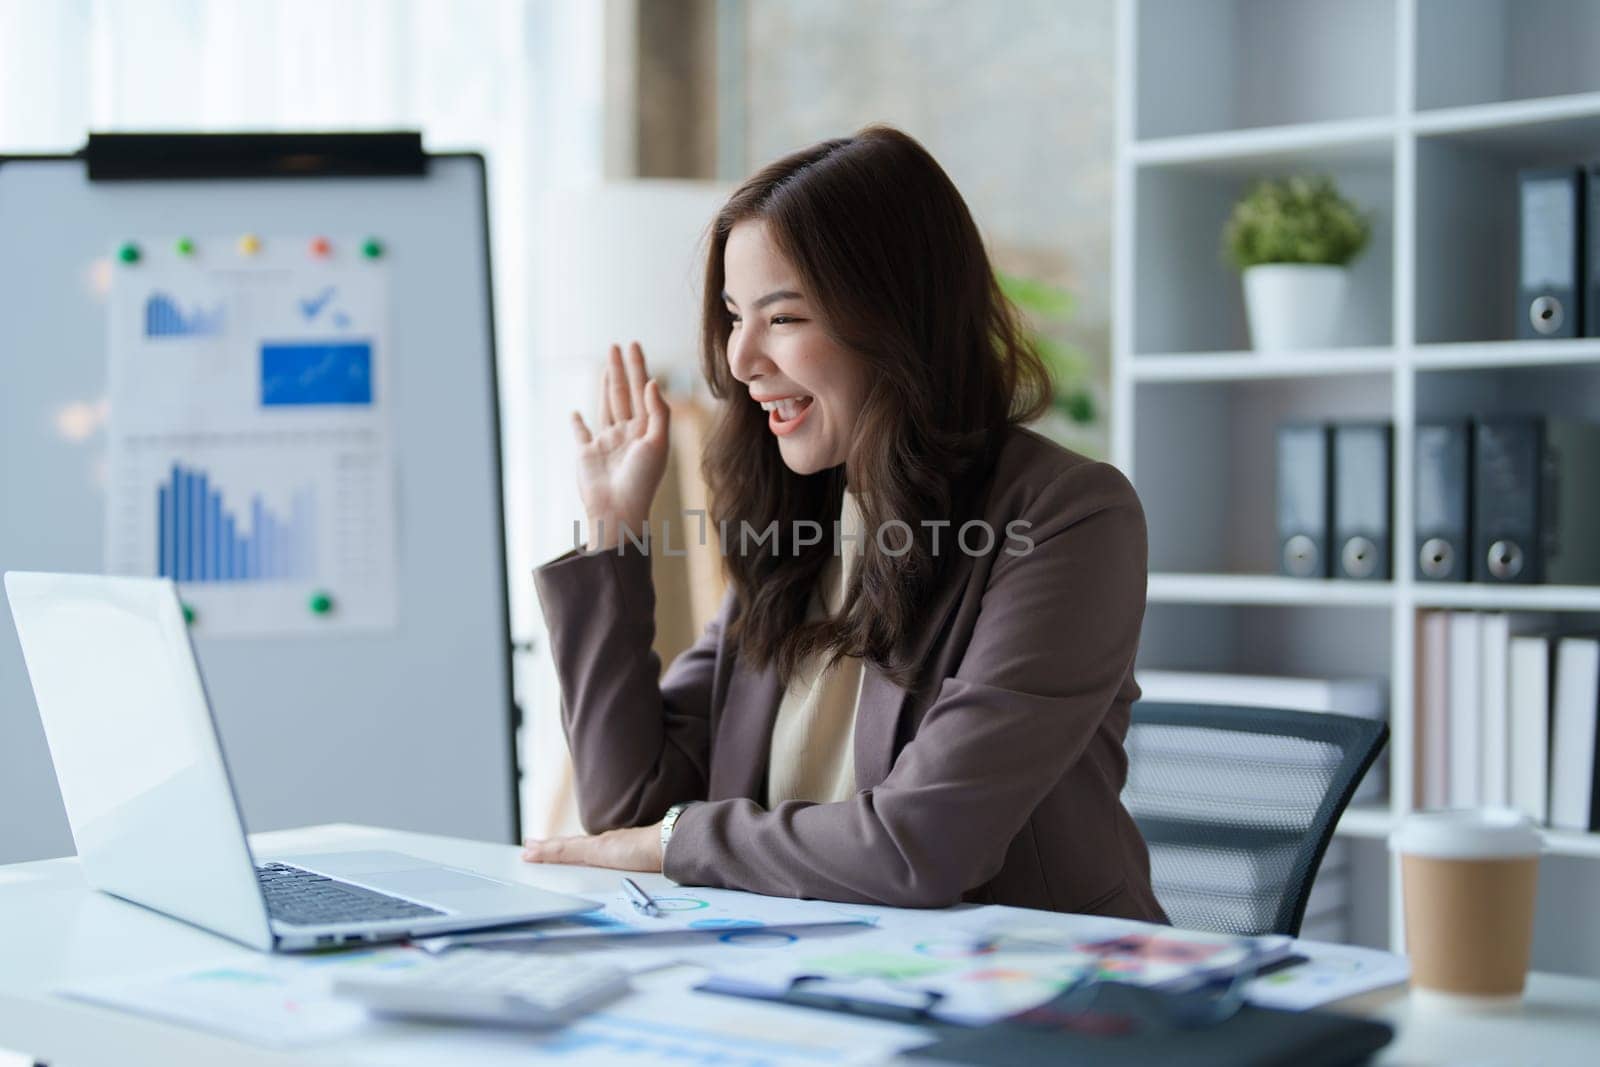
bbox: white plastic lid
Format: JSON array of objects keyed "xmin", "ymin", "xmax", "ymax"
[{"xmin": 1388, "ymin": 808, "xmax": 1544, "ymax": 859}]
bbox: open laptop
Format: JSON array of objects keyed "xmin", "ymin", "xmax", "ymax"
[{"xmin": 4, "ymin": 570, "xmax": 598, "ymax": 952}]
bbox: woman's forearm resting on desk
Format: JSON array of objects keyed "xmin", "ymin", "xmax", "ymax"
[{"xmin": 522, "ymin": 824, "xmax": 662, "ymax": 872}]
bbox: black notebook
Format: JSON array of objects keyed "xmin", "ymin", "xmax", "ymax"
[{"xmin": 907, "ymin": 981, "xmax": 1394, "ymax": 1067}]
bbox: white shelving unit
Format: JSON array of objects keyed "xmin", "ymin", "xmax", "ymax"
[{"xmin": 1115, "ymin": 0, "xmax": 1600, "ymax": 971}]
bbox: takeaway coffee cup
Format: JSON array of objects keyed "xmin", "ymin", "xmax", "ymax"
[{"xmin": 1389, "ymin": 809, "xmax": 1543, "ymax": 1004}]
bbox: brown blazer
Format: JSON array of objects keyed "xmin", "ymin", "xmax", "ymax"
[{"xmin": 534, "ymin": 427, "xmax": 1166, "ymax": 921}]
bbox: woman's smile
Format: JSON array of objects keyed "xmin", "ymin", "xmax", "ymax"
[{"xmin": 757, "ymin": 394, "xmax": 815, "ymax": 435}]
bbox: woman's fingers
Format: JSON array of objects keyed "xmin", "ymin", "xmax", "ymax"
[
  {"xmin": 607, "ymin": 343, "xmax": 632, "ymax": 423},
  {"xmin": 526, "ymin": 837, "xmax": 555, "ymax": 861},
  {"xmin": 624, "ymin": 342, "xmax": 649, "ymax": 429},
  {"xmin": 596, "ymin": 353, "xmax": 615, "ymax": 428},
  {"xmin": 521, "ymin": 836, "xmax": 583, "ymax": 864},
  {"xmin": 520, "ymin": 827, "xmax": 659, "ymax": 871},
  {"xmin": 570, "ymin": 411, "xmax": 593, "ymax": 446},
  {"xmin": 644, "ymin": 377, "xmax": 670, "ymax": 443}
]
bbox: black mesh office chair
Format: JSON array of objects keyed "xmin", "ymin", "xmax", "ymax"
[{"xmin": 1122, "ymin": 702, "xmax": 1388, "ymax": 937}]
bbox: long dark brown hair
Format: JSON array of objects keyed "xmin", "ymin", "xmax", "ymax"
[{"xmin": 699, "ymin": 125, "xmax": 1051, "ymax": 688}]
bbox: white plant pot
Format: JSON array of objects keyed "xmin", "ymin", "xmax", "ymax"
[{"xmin": 1242, "ymin": 264, "xmax": 1349, "ymax": 352}]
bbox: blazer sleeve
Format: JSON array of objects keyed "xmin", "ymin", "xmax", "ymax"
[
  {"xmin": 534, "ymin": 545, "xmax": 726, "ymax": 833},
  {"xmin": 662, "ymin": 461, "xmax": 1147, "ymax": 908}
]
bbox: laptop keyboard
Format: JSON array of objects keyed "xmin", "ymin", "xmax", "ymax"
[{"xmin": 256, "ymin": 862, "xmax": 446, "ymax": 927}]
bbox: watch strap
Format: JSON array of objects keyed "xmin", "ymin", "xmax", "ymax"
[{"xmin": 660, "ymin": 802, "xmax": 692, "ymax": 858}]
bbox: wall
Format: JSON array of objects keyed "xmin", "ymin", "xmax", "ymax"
[{"xmin": 730, "ymin": 0, "xmax": 1117, "ymax": 453}]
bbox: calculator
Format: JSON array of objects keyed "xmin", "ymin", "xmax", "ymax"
[{"xmin": 332, "ymin": 950, "xmax": 631, "ymax": 1027}]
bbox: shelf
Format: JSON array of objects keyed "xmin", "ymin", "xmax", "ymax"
[
  {"xmin": 1333, "ymin": 813, "xmax": 1600, "ymax": 856},
  {"xmin": 1131, "ymin": 94, "xmax": 1600, "ymax": 167},
  {"xmin": 1412, "ymin": 340, "xmax": 1600, "ymax": 371},
  {"xmin": 1129, "ymin": 117, "xmax": 1395, "ymax": 173},
  {"xmin": 1412, "ymin": 92, "xmax": 1600, "ymax": 149},
  {"xmin": 1330, "ymin": 808, "xmax": 1600, "ymax": 854},
  {"xmin": 1124, "ymin": 0, "xmax": 1600, "ymax": 965},
  {"xmin": 1147, "ymin": 574, "xmax": 1394, "ymax": 607},
  {"xmin": 1412, "ymin": 585, "xmax": 1600, "ymax": 613},
  {"xmin": 1131, "ymin": 348, "xmax": 1395, "ymax": 382},
  {"xmin": 1334, "ymin": 805, "xmax": 1393, "ymax": 840},
  {"xmin": 1545, "ymin": 829, "xmax": 1600, "ymax": 860}
]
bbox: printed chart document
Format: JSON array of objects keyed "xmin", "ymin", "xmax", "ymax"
[
  {"xmin": 105, "ymin": 235, "xmax": 399, "ymax": 635},
  {"xmin": 416, "ymin": 885, "xmax": 868, "ymax": 952},
  {"xmin": 61, "ymin": 947, "xmax": 428, "ymax": 1048},
  {"xmin": 697, "ymin": 905, "xmax": 1405, "ymax": 1026},
  {"xmin": 1242, "ymin": 939, "xmax": 1410, "ymax": 1011},
  {"xmin": 699, "ymin": 908, "xmax": 1293, "ymax": 1025}
]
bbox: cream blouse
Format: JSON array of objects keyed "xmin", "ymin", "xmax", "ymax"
[{"xmin": 764, "ymin": 488, "xmax": 866, "ymax": 807}]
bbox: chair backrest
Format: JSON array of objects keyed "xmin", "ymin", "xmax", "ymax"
[{"xmin": 1122, "ymin": 701, "xmax": 1388, "ymax": 937}]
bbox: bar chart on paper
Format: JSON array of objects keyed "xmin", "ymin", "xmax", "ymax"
[
  {"xmin": 106, "ymin": 431, "xmax": 397, "ymax": 636},
  {"xmin": 157, "ymin": 463, "xmax": 316, "ymax": 583},
  {"xmin": 103, "ymin": 240, "xmax": 399, "ymax": 637}
]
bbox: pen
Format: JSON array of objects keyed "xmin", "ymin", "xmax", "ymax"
[{"xmin": 622, "ymin": 876, "xmax": 661, "ymax": 918}]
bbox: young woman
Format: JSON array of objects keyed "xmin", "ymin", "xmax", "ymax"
[{"xmin": 524, "ymin": 126, "xmax": 1165, "ymax": 921}]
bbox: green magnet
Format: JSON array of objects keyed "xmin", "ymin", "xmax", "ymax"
[
  {"xmin": 117, "ymin": 242, "xmax": 141, "ymax": 264},
  {"xmin": 180, "ymin": 602, "xmax": 195, "ymax": 624},
  {"xmin": 360, "ymin": 237, "xmax": 384, "ymax": 260},
  {"xmin": 175, "ymin": 237, "xmax": 195, "ymax": 256},
  {"xmin": 309, "ymin": 591, "xmax": 334, "ymax": 615}
]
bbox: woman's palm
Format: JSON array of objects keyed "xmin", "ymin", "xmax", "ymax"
[{"xmin": 573, "ymin": 343, "xmax": 670, "ymax": 543}]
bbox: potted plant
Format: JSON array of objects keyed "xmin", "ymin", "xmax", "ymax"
[{"xmin": 1223, "ymin": 175, "xmax": 1371, "ymax": 352}]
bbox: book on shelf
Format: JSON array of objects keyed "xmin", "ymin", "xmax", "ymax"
[
  {"xmin": 1509, "ymin": 635, "xmax": 1552, "ymax": 824},
  {"xmin": 1417, "ymin": 612, "xmax": 1450, "ymax": 808},
  {"xmin": 1446, "ymin": 612, "xmax": 1483, "ymax": 807},
  {"xmin": 1480, "ymin": 613, "xmax": 1511, "ymax": 806},
  {"xmin": 1550, "ymin": 636, "xmax": 1600, "ymax": 832},
  {"xmin": 1416, "ymin": 615, "xmax": 1600, "ymax": 831}
]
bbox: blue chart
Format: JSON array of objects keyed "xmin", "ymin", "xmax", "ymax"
[
  {"xmin": 157, "ymin": 464, "xmax": 315, "ymax": 583},
  {"xmin": 145, "ymin": 293, "xmax": 223, "ymax": 338},
  {"xmin": 543, "ymin": 1012, "xmax": 836, "ymax": 1066},
  {"xmin": 261, "ymin": 341, "xmax": 373, "ymax": 406}
]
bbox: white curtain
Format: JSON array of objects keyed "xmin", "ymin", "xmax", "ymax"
[{"xmin": 0, "ymin": 0, "xmax": 607, "ymax": 837}]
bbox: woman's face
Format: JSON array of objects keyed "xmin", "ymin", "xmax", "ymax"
[{"xmin": 722, "ymin": 219, "xmax": 869, "ymax": 476}]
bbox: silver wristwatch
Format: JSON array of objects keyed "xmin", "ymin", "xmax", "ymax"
[{"xmin": 660, "ymin": 802, "xmax": 693, "ymax": 859}]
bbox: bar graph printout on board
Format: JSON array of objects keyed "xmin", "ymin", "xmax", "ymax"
[{"xmin": 104, "ymin": 236, "xmax": 399, "ymax": 635}]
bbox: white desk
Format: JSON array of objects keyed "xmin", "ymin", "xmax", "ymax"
[{"xmin": 2, "ymin": 823, "xmax": 1596, "ymax": 1066}]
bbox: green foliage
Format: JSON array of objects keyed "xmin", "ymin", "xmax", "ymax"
[
  {"xmin": 998, "ymin": 272, "xmax": 1075, "ymax": 318},
  {"xmin": 1223, "ymin": 175, "xmax": 1371, "ymax": 270},
  {"xmin": 997, "ymin": 271, "xmax": 1097, "ymax": 426}
]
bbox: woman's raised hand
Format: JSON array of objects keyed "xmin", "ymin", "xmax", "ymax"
[{"xmin": 572, "ymin": 342, "xmax": 671, "ymax": 551}]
